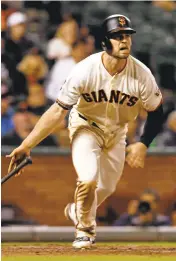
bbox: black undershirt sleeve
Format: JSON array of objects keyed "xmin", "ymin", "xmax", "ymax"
[{"xmin": 140, "ymin": 104, "xmax": 164, "ymax": 148}]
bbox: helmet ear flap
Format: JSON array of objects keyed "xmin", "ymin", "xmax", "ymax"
[{"xmin": 101, "ymin": 36, "xmax": 112, "ymax": 51}]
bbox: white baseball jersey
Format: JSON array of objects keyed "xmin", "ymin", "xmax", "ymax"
[{"xmin": 56, "ymin": 52, "xmax": 162, "ymax": 146}]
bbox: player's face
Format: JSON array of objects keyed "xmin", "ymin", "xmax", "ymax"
[{"xmin": 109, "ymin": 32, "xmax": 132, "ymax": 59}]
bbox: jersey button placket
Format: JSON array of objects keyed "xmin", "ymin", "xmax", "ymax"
[{"xmin": 105, "ymin": 75, "xmax": 116, "ymax": 136}]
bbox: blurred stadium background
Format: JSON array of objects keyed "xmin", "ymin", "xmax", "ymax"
[{"xmin": 1, "ymin": 0, "xmax": 176, "ymax": 242}]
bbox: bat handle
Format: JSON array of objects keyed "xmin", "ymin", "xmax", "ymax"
[
  {"xmin": 15, "ymin": 156, "xmax": 33, "ymax": 171},
  {"xmin": 1, "ymin": 156, "xmax": 33, "ymax": 185}
]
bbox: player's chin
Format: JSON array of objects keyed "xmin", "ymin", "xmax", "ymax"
[{"xmin": 118, "ymin": 53, "xmax": 130, "ymax": 59}]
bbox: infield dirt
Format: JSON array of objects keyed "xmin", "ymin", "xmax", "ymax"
[{"xmin": 2, "ymin": 243, "xmax": 176, "ymax": 257}]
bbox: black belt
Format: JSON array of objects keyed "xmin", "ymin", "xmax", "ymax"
[{"xmin": 78, "ymin": 113, "xmax": 101, "ymax": 129}]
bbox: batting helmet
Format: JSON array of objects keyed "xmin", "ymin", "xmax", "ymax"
[{"xmin": 101, "ymin": 14, "xmax": 136, "ymax": 51}]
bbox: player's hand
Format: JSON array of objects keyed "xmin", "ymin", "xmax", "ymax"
[
  {"xmin": 125, "ymin": 142, "xmax": 147, "ymax": 168},
  {"xmin": 6, "ymin": 145, "xmax": 31, "ymax": 176}
]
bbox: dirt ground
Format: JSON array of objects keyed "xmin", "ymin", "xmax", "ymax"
[{"xmin": 2, "ymin": 244, "xmax": 176, "ymax": 256}]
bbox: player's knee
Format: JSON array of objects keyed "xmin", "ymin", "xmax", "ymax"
[{"xmin": 78, "ymin": 170, "xmax": 98, "ymax": 184}]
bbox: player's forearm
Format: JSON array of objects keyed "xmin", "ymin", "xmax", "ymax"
[{"xmin": 22, "ymin": 103, "xmax": 67, "ymax": 149}]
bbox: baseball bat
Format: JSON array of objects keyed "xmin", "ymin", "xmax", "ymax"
[{"xmin": 1, "ymin": 156, "xmax": 33, "ymax": 185}]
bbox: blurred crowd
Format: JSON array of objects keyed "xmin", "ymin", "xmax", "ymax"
[
  {"xmin": 97, "ymin": 188, "xmax": 176, "ymax": 227},
  {"xmin": 1, "ymin": 1, "xmax": 176, "ymax": 148}
]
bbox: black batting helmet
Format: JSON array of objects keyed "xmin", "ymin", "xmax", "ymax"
[{"xmin": 101, "ymin": 14, "xmax": 136, "ymax": 51}]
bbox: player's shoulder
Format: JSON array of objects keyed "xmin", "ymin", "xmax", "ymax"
[
  {"xmin": 69, "ymin": 52, "xmax": 102, "ymax": 76},
  {"xmin": 129, "ymin": 55, "xmax": 158, "ymax": 90},
  {"xmin": 129, "ymin": 55, "xmax": 152, "ymax": 77},
  {"xmin": 76, "ymin": 52, "xmax": 102, "ymax": 68},
  {"xmin": 63, "ymin": 52, "xmax": 102, "ymax": 83}
]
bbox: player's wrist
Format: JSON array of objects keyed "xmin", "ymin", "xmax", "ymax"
[{"xmin": 21, "ymin": 140, "xmax": 32, "ymax": 150}]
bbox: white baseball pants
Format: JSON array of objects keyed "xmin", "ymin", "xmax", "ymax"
[{"xmin": 71, "ymin": 129, "xmax": 126, "ymax": 237}]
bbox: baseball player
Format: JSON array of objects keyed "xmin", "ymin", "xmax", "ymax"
[{"xmin": 7, "ymin": 14, "xmax": 163, "ymax": 249}]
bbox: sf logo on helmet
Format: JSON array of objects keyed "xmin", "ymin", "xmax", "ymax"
[{"xmin": 119, "ymin": 17, "xmax": 126, "ymax": 27}]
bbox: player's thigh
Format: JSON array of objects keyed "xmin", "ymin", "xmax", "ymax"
[
  {"xmin": 99, "ymin": 141, "xmax": 126, "ymax": 190},
  {"xmin": 72, "ymin": 129, "xmax": 101, "ymax": 182}
]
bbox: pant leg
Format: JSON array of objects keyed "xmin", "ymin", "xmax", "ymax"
[
  {"xmin": 98, "ymin": 141, "xmax": 126, "ymax": 205},
  {"xmin": 71, "ymin": 130, "xmax": 101, "ymax": 237},
  {"xmin": 90, "ymin": 141, "xmax": 126, "ymax": 223}
]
